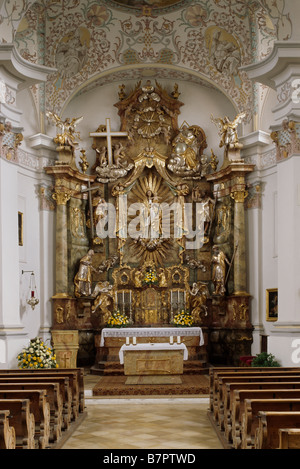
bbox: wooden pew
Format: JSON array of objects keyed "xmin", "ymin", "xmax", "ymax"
[
  {"xmin": 216, "ymin": 373, "xmax": 300, "ymax": 427},
  {"xmin": 0, "ymin": 390, "xmax": 50, "ymax": 449},
  {"xmin": 0, "ymin": 368, "xmax": 80, "ymax": 420},
  {"xmin": 1, "ymin": 368, "xmax": 85, "ymax": 414},
  {"xmin": 209, "ymin": 367, "xmax": 300, "ymax": 412},
  {"xmin": 255, "ymin": 411, "xmax": 300, "ymax": 449},
  {"xmin": 241, "ymin": 398, "xmax": 300, "ymax": 449},
  {"xmin": 0, "ymin": 375, "xmax": 72, "ymax": 430},
  {"xmin": 0, "ymin": 370, "xmax": 80, "ymax": 420},
  {"xmin": 0, "ymin": 382, "xmax": 63, "ymax": 442},
  {"xmin": 0, "ymin": 410, "xmax": 16, "ymax": 449},
  {"xmin": 279, "ymin": 428, "xmax": 300, "ymax": 449},
  {"xmin": 214, "ymin": 370, "xmax": 300, "ymax": 416},
  {"xmin": 0, "ymin": 399, "xmax": 35, "ymax": 449},
  {"xmin": 223, "ymin": 382, "xmax": 300, "ymax": 442}
]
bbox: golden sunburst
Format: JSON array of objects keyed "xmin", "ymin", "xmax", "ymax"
[{"xmin": 127, "ymin": 172, "xmax": 176, "ymax": 265}]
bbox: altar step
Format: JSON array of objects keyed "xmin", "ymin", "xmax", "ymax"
[{"xmin": 91, "ymin": 360, "xmax": 208, "ymax": 376}]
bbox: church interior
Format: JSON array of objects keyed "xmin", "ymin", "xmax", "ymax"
[{"xmin": 1, "ymin": 0, "xmax": 300, "ymax": 451}]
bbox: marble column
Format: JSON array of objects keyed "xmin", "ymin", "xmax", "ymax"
[
  {"xmin": 231, "ymin": 189, "xmax": 249, "ymax": 296},
  {"xmin": 52, "ymin": 189, "xmax": 71, "ymax": 296}
]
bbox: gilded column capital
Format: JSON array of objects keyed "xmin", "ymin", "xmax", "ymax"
[
  {"xmin": 52, "ymin": 189, "xmax": 72, "ymax": 206},
  {"xmin": 230, "ymin": 190, "xmax": 248, "ymax": 203}
]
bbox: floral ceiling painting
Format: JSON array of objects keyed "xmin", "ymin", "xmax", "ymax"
[{"xmin": 9, "ymin": 0, "xmax": 292, "ymax": 125}]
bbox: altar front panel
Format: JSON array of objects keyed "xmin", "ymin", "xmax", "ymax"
[{"xmin": 95, "ymin": 327, "xmax": 205, "ymax": 363}]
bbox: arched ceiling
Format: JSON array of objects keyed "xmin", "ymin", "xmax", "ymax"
[
  {"xmin": 6, "ymin": 0, "xmax": 292, "ymax": 125},
  {"xmin": 102, "ymin": 0, "xmax": 192, "ymax": 15}
]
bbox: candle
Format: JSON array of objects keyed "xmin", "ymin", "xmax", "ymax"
[
  {"xmin": 31, "ymin": 291, "xmax": 35, "ymax": 298},
  {"xmin": 177, "ymin": 336, "xmax": 181, "ymax": 344},
  {"xmin": 170, "ymin": 336, "xmax": 174, "ymax": 344},
  {"xmin": 133, "ymin": 337, "xmax": 136, "ymax": 345},
  {"xmin": 126, "ymin": 337, "xmax": 130, "ymax": 345}
]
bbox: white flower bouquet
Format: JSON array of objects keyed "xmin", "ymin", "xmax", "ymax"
[{"xmin": 17, "ymin": 337, "xmax": 59, "ymax": 369}]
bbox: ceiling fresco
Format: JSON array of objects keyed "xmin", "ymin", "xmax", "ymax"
[
  {"xmin": 104, "ymin": 0, "xmax": 192, "ymax": 14},
  {"xmin": 9, "ymin": 0, "xmax": 292, "ymax": 124}
]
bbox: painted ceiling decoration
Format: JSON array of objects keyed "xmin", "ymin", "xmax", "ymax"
[{"xmin": 4, "ymin": 0, "xmax": 292, "ymax": 124}]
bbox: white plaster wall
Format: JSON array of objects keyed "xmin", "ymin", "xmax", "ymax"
[{"xmin": 247, "ymin": 166, "xmax": 279, "ymax": 355}]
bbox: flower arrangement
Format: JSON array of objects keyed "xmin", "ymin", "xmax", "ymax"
[
  {"xmin": 107, "ymin": 310, "xmax": 130, "ymax": 328},
  {"xmin": 143, "ymin": 268, "xmax": 158, "ymax": 286},
  {"xmin": 173, "ymin": 310, "xmax": 193, "ymax": 327},
  {"xmin": 17, "ymin": 337, "xmax": 59, "ymax": 369}
]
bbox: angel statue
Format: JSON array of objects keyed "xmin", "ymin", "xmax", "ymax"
[
  {"xmin": 46, "ymin": 111, "xmax": 83, "ymax": 149},
  {"xmin": 211, "ymin": 112, "xmax": 246, "ymax": 150}
]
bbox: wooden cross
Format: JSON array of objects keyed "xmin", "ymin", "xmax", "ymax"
[
  {"xmin": 81, "ymin": 181, "xmax": 102, "ymax": 240},
  {"xmin": 90, "ymin": 118, "xmax": 128, "ymax": 166}
]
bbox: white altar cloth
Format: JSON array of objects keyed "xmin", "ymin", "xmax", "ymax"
[
  {"xmin": 100, "ymin": 327, "xmax": 204, "ymax": 347},
  {"xmin": 119, "ymin": 343, "xmax": 188, "ymax": 365}
]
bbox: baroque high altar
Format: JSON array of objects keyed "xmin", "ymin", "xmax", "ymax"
[{"xmin": 45, "ymin": 81, "xmax": 254, "ymax": 368}]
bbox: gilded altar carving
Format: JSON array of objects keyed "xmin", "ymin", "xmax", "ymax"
[
  {"xmin": 45, "ymin": 80, "xmax": 255, "ymax": 365},
  {"xmin": 52, "ymin": 188, "xmax": 72, "ymax": 206},
  {"xmin": 91, "ymin": 281, "xmax": 113, "ymax": 321},
  {"xmin": 46, "ymin": 112, "xmax": 83, "ymax": 150},
  {"xmin": 211, "ymin": 112, "xmax": 246, "ymax": 150},
  {"xmin": 189, "ymin": 282, "xmax": 210, "ymax": 320},
  {"xmin": 74, "ymin": 249, "xmax": 96, "ymax": 297},
  {"xmin": 70, "ymin": 207, "xmax": 86, "ymax": 239},
  {"xmin": 211, "ymin": 245, "xmax": 230, "ymax": 296},
  {"xmin": 230, "ymin": 190, "xmax": 248, "ymax": 204},
  {"xmin": 271, "ymin": 119, "xmax": 300, "ymax": 162}
]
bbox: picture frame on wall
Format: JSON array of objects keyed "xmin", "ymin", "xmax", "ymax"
[
  {"xmin": 18, "ymin": 211, "xmax": 23, "ymax": 246},
  {"xmin": 266, "ymin": 288, "xmax": 278, "ymax": 322}
]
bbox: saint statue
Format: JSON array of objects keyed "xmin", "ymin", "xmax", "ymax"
[
  {"xmin": 172, "ymin": 125, "xmax": 199, "ymax": 169},
  {"xmin": 196, "ymin": 190, "xmax": 216, "ymax": 242},
  {"xmin": 211, "ymin": 246, "xmax": 230, "ymax": 296},
  {"xmin": 74, "ymin": 249, "xmax": 96, "ymax": 297}
]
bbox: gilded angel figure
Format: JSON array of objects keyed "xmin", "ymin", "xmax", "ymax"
[
  {"xmin": 211, "ymin": 112, "xmax": 246, "ymax": 149},
  {"xmin": 46, "ymin": 111, "xmax": 83, "ymax": 148}
]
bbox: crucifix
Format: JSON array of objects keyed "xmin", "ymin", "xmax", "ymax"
[{"xmin": 90, "ymin": 117, "xmax": 128, "ymax": 166}]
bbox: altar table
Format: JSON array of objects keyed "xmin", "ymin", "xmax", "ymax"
[
  {"xmin": 119, "ymin": 342, "xmax": 188, "ymax": 377},
  {"xmin": 100, "ymin": 327, "xmax": 204, "ymax": 347}
]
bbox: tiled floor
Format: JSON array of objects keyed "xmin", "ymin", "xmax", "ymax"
[{"xmin": 61, "ymin": 374, "xmax": 223, "ymax": 450}]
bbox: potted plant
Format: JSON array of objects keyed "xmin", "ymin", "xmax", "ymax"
[{"xmin": 251, "ymin": 352, "xmax": 280, "ymax": 367}]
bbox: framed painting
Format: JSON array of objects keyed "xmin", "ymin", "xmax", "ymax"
[
  {"xmin": 266, "ymin": 288, "xmax": 278, "ymax": 322},
  {"xmin": 18, "ymin": 211, "xmax": 23, "ymax": 246}
]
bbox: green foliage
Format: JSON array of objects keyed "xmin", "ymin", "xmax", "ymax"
[{"xmin": 251, "ymin": 352, "xmax": 280, "ymax": 368}]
